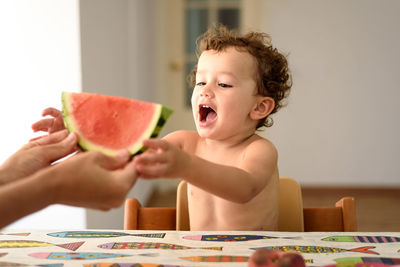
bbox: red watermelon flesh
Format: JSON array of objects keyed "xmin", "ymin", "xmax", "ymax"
[{"xmin": 62, "ymin": 92, "xmax": 173, "ymax": 156}]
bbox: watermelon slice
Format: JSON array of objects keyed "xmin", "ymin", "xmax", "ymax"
[{"xmin": 62, "ymin": 92, "xmax": 173, "ymax": 156}]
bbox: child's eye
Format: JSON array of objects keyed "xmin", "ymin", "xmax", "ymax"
[
  {"xmin": 219, "ymin": 83, "xmax": 232, "ymax": 88},
  {"xmin": 196, "ymin": 82, "xmax": 206, "ymax": 86}
]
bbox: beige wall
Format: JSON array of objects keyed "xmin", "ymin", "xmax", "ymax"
[
  {"xmin": 79, "ymin": 0, "xmax": 400, "ymax": 228},
  {"xmin": 260, "ymin": 0, "xmax": 400, "ymax": 186},
  {"xmin": 79, "ymin": 0, "xmax": 158, "ymax": 229}
]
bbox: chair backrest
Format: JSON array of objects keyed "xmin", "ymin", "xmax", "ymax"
[
  {"xmin": 124, "ymin": 177, "xmax": 358, "ymax": 232},
  {"xmin": 303, "ymin": 196, "xmax": 357, "ymax": 231},
  {"xmin": 124, "ymin": 198, "xmax": 176, "ymax": 230},
  {"xmin": 176, "ymin": 180, "xmax": 190, "ymax": 230},
  {"xmin": 278, "ymin": 177, "xmax": 304, "ymax": 231}
]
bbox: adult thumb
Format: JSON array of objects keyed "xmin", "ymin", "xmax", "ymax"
[
  {"xmin": 43, "ymin": 133, "xmax": 78, "ymax": 163},
  {"xmin": 97, "ymin": 150, "xmax": 131, "ymax": 170}
]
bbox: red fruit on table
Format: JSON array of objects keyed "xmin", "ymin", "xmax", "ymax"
[{"xmin": 248, "ymin": 249, "xmax": 305, "ymax": 267}]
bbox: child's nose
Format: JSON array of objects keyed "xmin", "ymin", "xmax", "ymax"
[{"xmin": 200, "ymin": 85, "xmax": 213, "ymax": 97}]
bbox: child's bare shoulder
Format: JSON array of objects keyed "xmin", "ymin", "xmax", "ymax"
[{"xmin": 245, "ymin": 135, "xmax": 278, "ymax": 162}]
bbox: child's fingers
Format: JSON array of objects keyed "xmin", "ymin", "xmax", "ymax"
[
  {"xmin": 42, "ymin": 107, "xmax": 62, "ymax": 118},
  {"xmin": 135, "ymin": 163, "xmax": 167, "ymax": 178},
  {"xmin": 142, "ymin": 139, "xmax": 169, "ymax": 150},
  {"xmin": 134, "ymin": 152, "xmax": 167, "ymax": 165},
  {"xmin": 31, "ymin": 118, "xmax": 56, "ymax": 132}
]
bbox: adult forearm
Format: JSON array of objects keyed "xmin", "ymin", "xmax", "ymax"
[{"xmin": 0, "ymin": 170, "xmax": 55, "ymax": 229}]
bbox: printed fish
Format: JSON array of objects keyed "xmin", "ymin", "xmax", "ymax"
[
  {"xmin": 335, "ymin": 257, "xmax": 400, "ymax": 265},
  {"xmin": 29, "ymin": 252, "xmax": 131, "ymax": 260},
  {"xmin": 251, "ymin": 245, "xmax": 378, "ymax": 255},
  {"xmin": 0, "ymin": 233, "xmax": 30, "ymax": 236},
  {"xmin": 0, "ymin": 240, "xmax": 83, "ymax": 251},
  {"xmin": 84, "ymin": 264, "xmax": 182, "ymax": 267},
  {"xmin": 98, "ymin": 242, "xmax": 222, "ymax": 251},
  {"xmin": 183, "ymin": 234, "xmax": 294, "ymax": 242},
  {"xmin": 48, "ymin": 231, "xmax": 165, "ymax": 239},
  {"xmin": 0, "ymin": 262, "xmax": 25, "ymax": 267},
  {"xmin": 322, "ymin": 235, "xmax": 400, "ymax": 243},
  {"xmin": 181, "ymin": 255, "xmax": 249, "ymax": 262},
  {"xmin": 0, "ymin": 263, "xmax": 62, "ymax": 267}
]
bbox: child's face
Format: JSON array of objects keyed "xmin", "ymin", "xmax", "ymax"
[{"xmin": 191, "ymin": 47, "xmax": 260, "ymax": 140}]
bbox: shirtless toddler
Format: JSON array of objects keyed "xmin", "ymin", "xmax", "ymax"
[{"xmin": 134, "ymin": 26, "xmax": 292, "ymax": 230}]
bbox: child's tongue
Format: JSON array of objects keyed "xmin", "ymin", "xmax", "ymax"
[
  {"xmin": 200, "ymin": 107, "xmax": 217, "ymax": 125},
  {"xmin": 205, "ymin": 110, "xmax": 217, "ymax": 122}
]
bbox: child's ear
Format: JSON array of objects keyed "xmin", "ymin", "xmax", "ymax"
[{"xmin": 250, "ymin": 97, "xmax": 275, "ymax": 120}]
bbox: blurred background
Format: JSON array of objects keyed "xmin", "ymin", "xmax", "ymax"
[{"xmin": 0, "ymin": 0, "xmax": 399, "ymax": 231}]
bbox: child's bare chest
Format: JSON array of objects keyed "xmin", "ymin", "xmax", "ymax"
[{"xmin": 193, "ymin": 145, "xmax": 244, "ymax": 166}]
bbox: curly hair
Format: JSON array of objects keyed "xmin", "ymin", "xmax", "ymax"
[{"xmin": 189, "ymin": 26, "xmax": 292, "ymax": 129}]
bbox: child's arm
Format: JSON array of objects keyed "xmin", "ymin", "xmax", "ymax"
[{"xmin": 134, "ymin": 132, "xmax": 277, "ymax": 203}]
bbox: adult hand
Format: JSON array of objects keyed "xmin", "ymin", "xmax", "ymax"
[
  {"xmin": 0, "ymin": 130, "xmax": 78, "ymax": 185},
  {"xmin": 48, "ymin": 150, "xmax": 137, "ymax": 210},
  {"xmin": 31, "ymin": 107, "xmax": 65, "ymax": 134},
  {"xmin": 133, "ymin": 139, "xmax": 191, "ymax": 179}
]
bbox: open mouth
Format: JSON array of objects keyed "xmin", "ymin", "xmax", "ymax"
[{"xmin": 199, "ymin": 104, "xmax": 217, "ymax": 123}]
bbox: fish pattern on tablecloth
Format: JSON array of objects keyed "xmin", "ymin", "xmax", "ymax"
[
  {"xmin": 48, "ymin": 231, "xmax": 165, "ymax": 239},
  {"xmin": 0, "ymin": 231, "xmax": 399, "ymax": 265},
  {"xmin": 335, "ymin": 257, "xmax": 400, "ymax": 265},
  {"xmin": 0, "ymin": 240, "xmax": 83, "ymax": 251},
  {"xmin": 251, "ymin": 245, "xmax": 379, "ymax": 254},
  {"xmin": 98, "ymin": 242, "xmax": 222, "ymax": 251},
  {"xmin": 29, "ymin": 252, "xmax": 131, "ymax": 260},
  {"xmin": 0, "ymin": 233, "xmax": 30, "ymax": 237},
  {"xmin": 0, "ymin": 262, "xmax": 62, "ymax": 267},
  {"xmin": 182, "ymin": 234, "xmax": 297, "ymax": 241},
  {"xmin": 322, "ymin": 235, "xmax": 400, "ymax": 243}
]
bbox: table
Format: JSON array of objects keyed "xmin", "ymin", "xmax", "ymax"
[{"xmin": 1, "ymin": 229, "xmax": 400, "ymax": 266}]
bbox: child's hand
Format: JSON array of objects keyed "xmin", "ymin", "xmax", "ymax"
[
  {"xmin": 133, "ymin": 139, "xmax": 190, "ymax": 179},
  {"xmin": 31, "ymin": 107, "xmax": 65, "ymax": 134}
]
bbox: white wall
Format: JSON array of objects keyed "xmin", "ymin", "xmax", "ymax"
[
  {"xmin": 260, "ymin": 0, "xmax": 400, "ymax": 186},
  {"xmin": 0, "ymin": 0, "xmax": 85, "ymax": 228}
]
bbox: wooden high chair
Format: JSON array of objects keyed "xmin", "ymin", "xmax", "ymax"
[{"xmin": 124, "ymin": 177, "xmax": 358, "ymax": 232}]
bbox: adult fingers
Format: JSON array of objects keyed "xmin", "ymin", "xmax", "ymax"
[
  {"xmin": 23, "ymin": 130, "xmax": 69, "ymax": 150},
  {"xmin": 42, "ymin": 107, "xmax": 62, "ymax": 117},
  {"xmin": 113, "ymin": 160, "xmax": 138, "ymax": 188},
  {"xmin": 39, "ymin": 132, "xmax": 78, "ymax": 162},
  {"xmin": 34, "ymin": 130, "xmax": 70, "ymax": 146}
]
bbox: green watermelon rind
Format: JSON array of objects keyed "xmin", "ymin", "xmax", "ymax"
[{"xmin": 61, "ymin": 92, "xmax": 173, "ymax": 157}]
